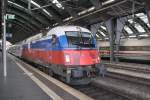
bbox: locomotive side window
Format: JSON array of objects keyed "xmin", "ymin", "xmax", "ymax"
[
  {"xmin": 66, "ymin": 31, "xmax": 95, "ymax": 48},
  {"xmin": 51, "ymin": 34, "xmax": 60, "ymax": 48},
  {"xmin": 51, "ymin": 34, "xmax": 57, "ymax": 45},
  {"xmin": 66, "ymin": 31, "xmax": 80, "ymax": 47}
]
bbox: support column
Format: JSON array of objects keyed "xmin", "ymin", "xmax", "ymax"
[
  {"xmin": 90, "ymin": 23, "xmax": 102, "ymax": 50},
  {"xmin": 146, "ymin": 9, "xmax": 150, "ymax": 27},
  {"xmin": 115, "ymin": 17, "xmax": 127, "ymax": 62},
  {"xmin": 105, "ymin": 19, "xmax": 116, "ymax": 62},
  {"xmin": 90, "ymin": 23, "xmax": 102, "ymax": 35},
  {"xmin": 28, "ymin": 0, "xmax": 31, "ymax": 11},
  {"xmin": 2, "ymin": 15, "xmax": 7, "ymax": 77},
  {"xmin": 2, "ymin": 0, "xmax": 7, "ymax": 77}
]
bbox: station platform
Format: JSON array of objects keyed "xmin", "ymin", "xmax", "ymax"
[{"xmin": 0, "ymin": 52, "xmax": 92, "ymax": 100}]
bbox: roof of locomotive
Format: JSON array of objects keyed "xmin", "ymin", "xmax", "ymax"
[
  {"xmin": 47, "ymin": 26, "xmax": 91, "ymax": 36},
  {"xmin": 24, "ymin": 26, "xmax": 91, "ymax": 43}
]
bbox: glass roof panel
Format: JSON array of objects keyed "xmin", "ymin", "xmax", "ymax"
[
  {"xmin": 31, "ymin": 0, "xmax": 52, "ymax": 17},
  {"xmin": 100, "ymin": 26, "xmax": 107, "ymax": 30},
  {"xmin": 124, "ymin": 26, "xmax": 133, "ymax": 34},
  {"xmin": 134, "ymin": 23, "xmax": 146, "ymax": 33},
  {"xmin": 128, "ymin": 19, "xmax": 133, "ymax": 24},
  {"xmin": 137, "ymin": 13, "xmax": 150, "ymax": 27},
  {"xmin": 96, "ymin": 34, "xmax": 100, "ymax": 38},
  {"xmin": 98, "ymin": 30, "xmax": 106, "ymax": 37},
  {"xmin": 136, "ymin": 13, "xmax": 145, "ymax": 17},
  {"xmin": 78, "ymin": 6, "xmax": 95, "ymax": 16},
  {"xmin": 52, "ymin": 0, "xmax": 64, "ymax": 9},
  {"xmin": 128, "ymin": 18, "xmax": 146, "ymax": 33}
]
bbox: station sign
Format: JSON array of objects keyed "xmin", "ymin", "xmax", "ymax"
[{"xmin": 6, "ymin": 14, "xmax": 15, "ymax": 20}]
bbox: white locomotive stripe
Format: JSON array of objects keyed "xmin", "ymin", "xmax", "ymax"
[
  {"xmin": 24, "ymin": 63, "xmax": 94, "ymax": 100},
  {"xmin": 15, "ymin": 61, "xmax": 63, "ymax": 100}
]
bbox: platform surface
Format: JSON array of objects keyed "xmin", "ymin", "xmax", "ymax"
[
  {"xmin": 0, "ymin": 52, "xmax": 52, "ymax": 100},
  {"xmin": 0, "ymin": 51, "xmax": 92, "ymax": 100}
]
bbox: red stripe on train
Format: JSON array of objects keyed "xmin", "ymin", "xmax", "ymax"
[{"xmin": 22, "ymin": 49, "xmax": 100, "ymax": 67}]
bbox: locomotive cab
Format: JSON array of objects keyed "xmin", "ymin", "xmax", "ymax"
[
  {"xmin": 64, "ymin": 31, "xmax": 100, "ymax": 65},
  {"xmin": 60, "ymin": 28, "xmax": 102, "ymax": 84},
  {"xmin": 21, "ymin": 26, "xmax": 103, "ymax": 85}
]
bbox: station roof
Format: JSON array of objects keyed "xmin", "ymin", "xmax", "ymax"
[{"xmin": 5, "ymin": 0, "xmax": 150, "ymax": 42}]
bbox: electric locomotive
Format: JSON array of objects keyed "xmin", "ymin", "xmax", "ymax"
[{"xmin": 21, "ymin": 26, "xmax": 101, "ymax": 85}]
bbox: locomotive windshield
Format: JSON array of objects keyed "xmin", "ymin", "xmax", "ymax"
[{"xmin": 66, "ymin": 31, "xmax": 95, "ymax": 48}]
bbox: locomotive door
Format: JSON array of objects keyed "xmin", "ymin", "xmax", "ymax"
[
  {"xmin": 51, "ymin": 34, "xmax": 59, "ymax": 64},
  {"xmin": 28, "ymin": 43, "xmax": 31, "ymax": 54},
  {"xmin": 50, "ymin": 35, "xmax": 56, "ymax": 63},
  {"xmin": 49, "ymin": 35, "xmax": 53, "ymax": 64}
]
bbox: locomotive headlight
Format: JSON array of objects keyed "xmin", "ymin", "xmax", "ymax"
[
  {"xmin": 97, "ymin": 56, "xmax": 100, "ymax": 61},
  {"xmin": 65, "ymin": 54, "xmax": 70, "ymax": 63}
]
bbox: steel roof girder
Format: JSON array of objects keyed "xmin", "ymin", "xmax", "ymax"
[
  {"xmin": 18, "ymin": 0, "xmax": 52, "ymax": 21},
  {"xmin": 8, "ymin": 20, "xmax": 34, "ymax": 32},
  {"xmin": 7, "ymin": 9, "xmax": 41, "ymax": 29},
  {"xmin": 45, "ymin": 8, "xmax": 63, "ymax": 24},
  {"xmin": 8, "ymin": 3, "xmax": 50, "ymax": 26},
  {"xmin": 15, "ymin": 15, "xmax": 40, "ymax": 30},
  {"xmin": 90, "ymin": 22, "xmax": 102, "ymax": 35},
  {"xmin": 99, "ymin": 27, "xmax": 108, "ymax": 36},
  {"xmin": 116, "ymin": 17, "xmax": 127, "ymax": 43},
  {"xmin": 134, "ymin": 16, "xmax": 150, "ymax": 32},
  {"xmin": 14, "ymin": 24, "xmax": 31, "ymax": 34},
  {"xmin": 146, "ymin": 9, "xmax": 150, "ymax": 34},
  {"xmin": 105, "ymin": 19, "xmax": 116, "ymax": 62},
  {"xmin": 14, "ymin": 18, "xmax": 37, "ymax": 32},
  {"xmin": 61, "ymin": 3, "xmax": 78, "ymax": 18},
  {"xmin": 29, "ymin": 0, "xmax": 63, "ymax": 24},
  {"xmin": 90, "ymin": 0, "xmax": 102, "ymax": 9},
  {"xmin": 125, "ymin": 21, "xmax": 139, "ymax": 38}
]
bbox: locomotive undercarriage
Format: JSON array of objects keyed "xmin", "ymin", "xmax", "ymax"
[
  {"xmin": 23, "ymin": 57, "xmax": 103, "ymax": 85},
  {"xmin": 48, "ymin": 64, "xmax": 103, "ymax": 85}
]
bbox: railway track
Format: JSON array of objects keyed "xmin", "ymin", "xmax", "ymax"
[
  {"xmin": 12, "ymin": 55, "xmax": 150, "ymax": 100},
  {"xmin": 73, "ymin": 84, "xmax": 131, "ymax": 100},
  {"xmin": 14, "ymin": 56, "xmax": 132, "ymax": 100},
  {"xmin": 103, "ymin": 62, "xmax": 150, "ymax": 85},
  {"xmin": 106, "ymin": 72, "xmax": 150, "ymax": 86},
  {"xmin": 105, "ymin": 62, "xmax": 150, "ymax": 73},
  {"xmin": 88, "ymin": 62, "xmax": 150, "ymax": 100}
]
